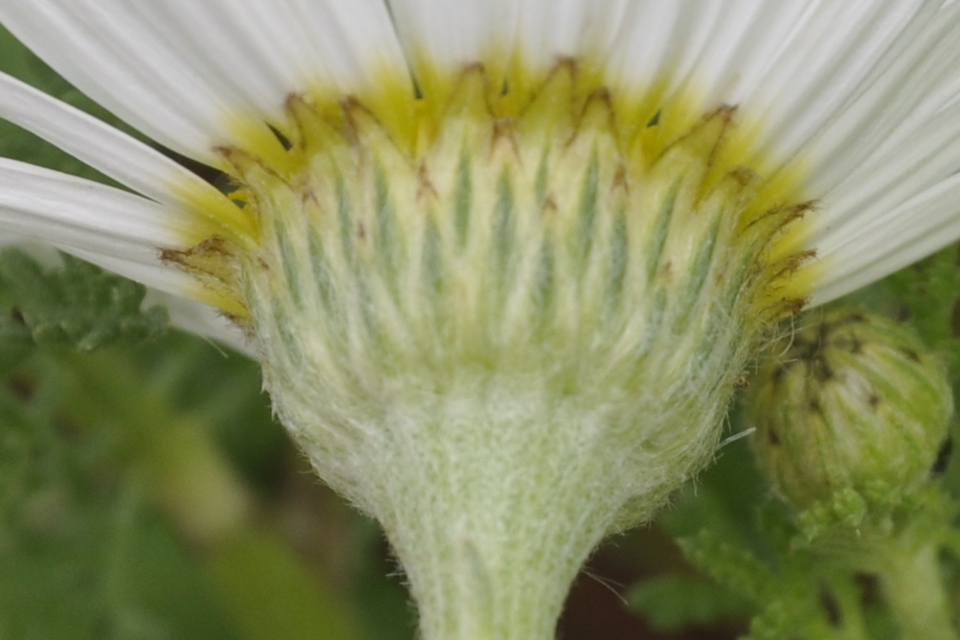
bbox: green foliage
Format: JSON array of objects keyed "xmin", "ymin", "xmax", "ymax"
[
  {"xmin": 0, "ymin": 364, "xmax": 242, "ymax": 640},
  {"xmin": 679, "ymin": 528, "xmax": 780, "ymax": 606},
  {"xmin": 0, "ymin": 331, "xmax": 396, "ymax": 640},
  {"xmin": 627, "ymin": 574, "xmax": 752, "ymax": 633},
  {"xmin": 208, "ymin": 529, "xmax": 364, "ymax": 640},
  {"xmin": 0, "ymin": 22, "xmax": 137, "ymax": 186},
  {"xmin": 0, "ymin": 249, "xmax": 168, "ymax": 357},
  {"xmin": 885, "ymin": 245, "xmax": 960, "ymax": 357}
]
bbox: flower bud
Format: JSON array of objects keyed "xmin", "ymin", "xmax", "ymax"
[{"xmin": 745, "ymin": 310, "xmax": 953, "ymax": 508}]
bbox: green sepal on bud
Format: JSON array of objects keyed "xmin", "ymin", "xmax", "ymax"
[{"xmin": 745, "ymin": 310, "xmax": 953, "ymax": 509}]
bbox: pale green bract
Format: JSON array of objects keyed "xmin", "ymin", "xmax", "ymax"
[{"xmin": 181, "ymin": 62, "xmax": 813, "ymax": 640}]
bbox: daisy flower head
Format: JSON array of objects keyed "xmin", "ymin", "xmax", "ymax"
[{"xmin": 2, "ymin": 2, "xmax": 960, "ymax": 639}]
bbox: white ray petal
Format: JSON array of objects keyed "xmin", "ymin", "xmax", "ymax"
[
  {"xmin": 594, "ymin": 2, "xmax": 682, "ymax": 89},
  {"xmin": 600, "ymin": 1, "xmax": 952, "ymax": 167},
  {"xmin": 600, "ymin": 0, "xmax": 811, "ymax": 106},
  {"xmin": 668, "ymin": 1, "xmax": 811, "ymax": 104},
  {"xmin": 252, "ymin": 0, "xmax": 409, "ymax": 90},
  {"xmin": 801, "ymin": 7, "xmax": 960, "ymax": 193},
  {"xmin": 743, "ymin": 1, "xmax": 937, "ymax": 157},
  {"xmin": 386, "ymin": 0, "xmax": 518, "ymax": 73},
  {"xmin": 0, "ymin": 1, "xmax": 409, "ymax": 164},
  {"xmin": 88, "ymin": 255, "xmax": 251, "ymax": 352},
  {"xmin": 811, "ymin": 174, "xmax": 960, "ymax": 305},
  {"xmin": 512, "ymin": 0, "xmax": 630, "ymax": 69},
  {"xmin": 67, "ymin": 247, "xmax": 199, "ymax": 300},
  {"xmin": 814, "ymin": 105, "xmax": 960, "ymax": 242},
  {"xmin": 610, "ymin": 0, "xmax": 723, "ymax": 91},
  {"xmin": 118, "ymin": 0, "xmax": 408, "ymax": 114},
  {"xmin": 0, "ymin": 71, "xmax": 236, "ymax": 215},
  {"xmin": 0, "ymin": 1, "xmax": 233, "ymax": 163},
  {"xmin": 0, "ymin": 158, "xmax": 191, "ymax": 293},
  {"xmin": 142, "ymin": 292, "xmax": 249, "ymax": 353}
]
